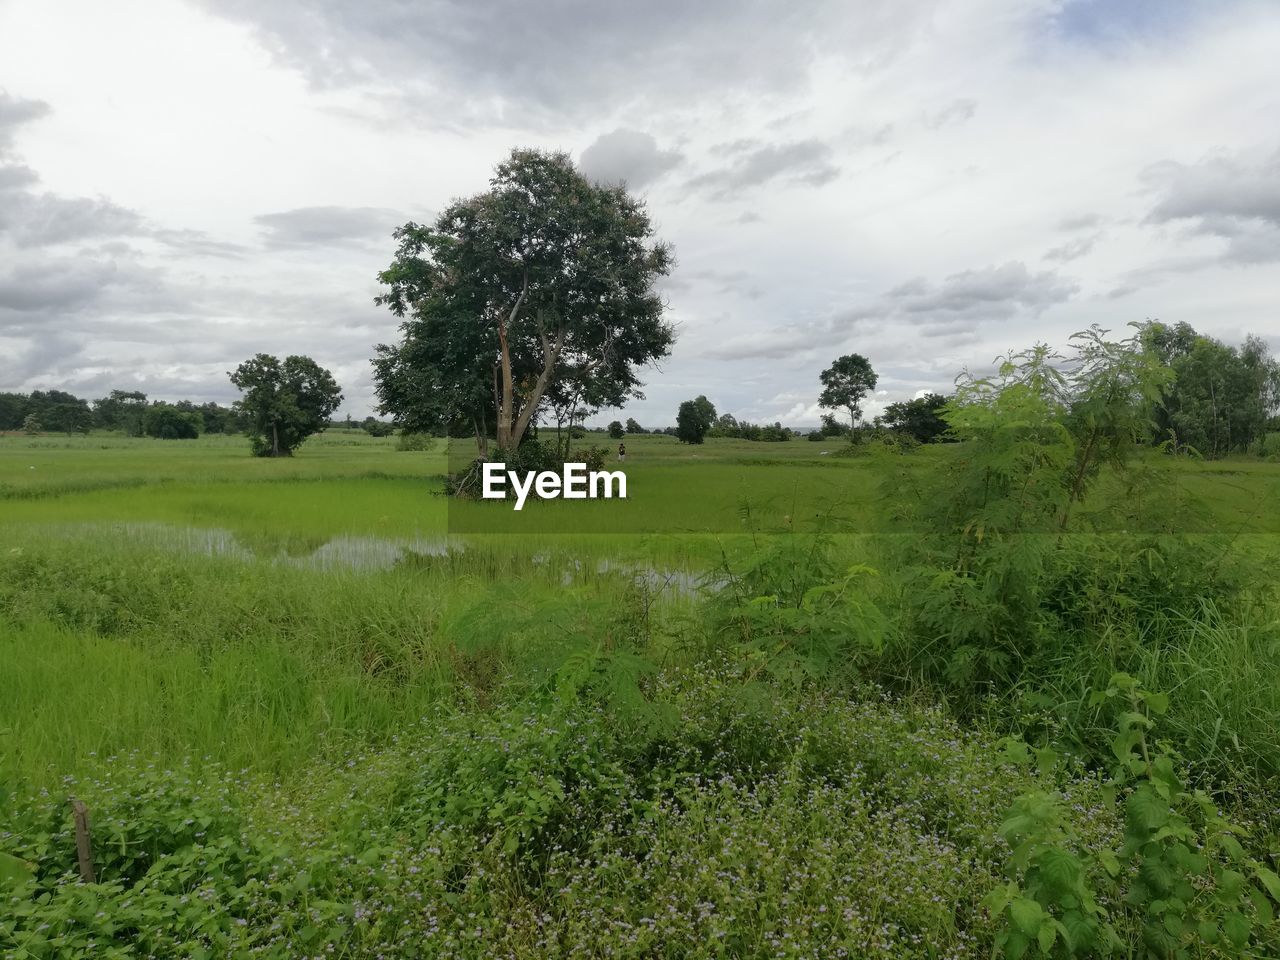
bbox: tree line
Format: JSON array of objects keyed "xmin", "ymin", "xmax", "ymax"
[
  {"xmin": 0, "ymin": 390, "xmax": 241, "ymax": 438},
  {"xmin": 667, "ymin": 324, "xmax": 1277, "ymax": 456},
  {"xmin": 6, "ymin": 149, "xmax": 1275, "ymax": 465}
]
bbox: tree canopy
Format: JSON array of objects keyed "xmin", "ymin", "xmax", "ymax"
[
  {"xmin": 882, "ymin": 393, "xmax": 952, "ymax": 444},
  {"xmin": 1141, "ymin": 321, "xmax": 1279, "ymax": 457},
  {"xmin": 818, "ymin": 354, "xmax": 878, "ymax": 430},
  {"xmin": 676, "ymin": 395, "xmax": 716, "ymax": 444},
  {"xmin": 229, "ymin": 354, "xmax": 343, "ymax": 457},
  {"xmin": 373, "ymin": 148, "xmax": 675, "ymax": 456},
  {"xmin": 93, "ymin": 390, "xmax": 149, "ymax": 437},
  {"xmin": 143, "ymin": 403, "xmax": 202, "ymax": 440}
]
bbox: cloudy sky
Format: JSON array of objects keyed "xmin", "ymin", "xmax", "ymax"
[{"xmin": 1, "ymin": 0, "xmax": 1278, "ymax": 425}]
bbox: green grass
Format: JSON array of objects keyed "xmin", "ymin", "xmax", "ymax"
[{"xmin": 3, "ymin": 430, "xmax": 1280, "ymax": 957}]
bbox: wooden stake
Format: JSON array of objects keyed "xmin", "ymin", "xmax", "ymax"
[{"xmin": 70, "ymin": 798, "xmax": 95, "ymax": 883}]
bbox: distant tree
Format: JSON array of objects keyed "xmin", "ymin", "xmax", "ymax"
[
  {"xmin": 143, "ymin": 403, "xmax": 202, "ymax": 440},
  {"xmin": 818, "ymin": 412, "xmax": 844, "ymax": 437},
  {"xmin": 22, "ymin": 413, "xmax": 41, "ymax": 435},
  {"xmin": 882, "ymin": 393, "xmax": 952, "ymax": 443},
  {"xmin": 363, "ymin": 417, "xmax": 396, "ymax": 437},
  {"xmin": 1141, "ymin": 321, "xmax": 1279, "ymax": 457},
  {"xmin": 624, "ymin": 417, "xmax": 644, "ymax": 434},
  {"xmin": 0, "ymin": 392, "xmax": 28, "ymax": 431},
  {"xmin": 607, "ymin": 420, "xmax": 625, "ymax": 439},
  {"xmin": 676, "ymin": 395, "xmax": 716, "ymax": 444},
  {"xmin": 708, "ymin": 413, "xmax": 740, "ymax": 438},
  {"xmin": 198, "ymin": 402, "xmax": 237, "ymax": 435},
  {"xmin": 818, "ymin": 354, "xmax": 878, "ymax": 431},
  {"xmin": 93, "ymin": 390, "xmax": 149, "ymax": 436},
  {"xmin": 229, "ymin": 354, "xmax": 343, "ymax": 457},
  {"xmin": 26, "ymin": 390, "xmax": 92, "ymax": 434},
  {"xmin": 372, "ymin": 148, "xmax": 674, "ymax": 457},
  {"xmin": 758, "ymin": 421, "xmax": 793, "ymax": 441}
]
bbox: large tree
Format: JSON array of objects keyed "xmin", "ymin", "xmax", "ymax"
[
  {"xmin": 882, "ymin": 393, "xmax": 952, "ymax": 444},
  {"xmin": 818, "ymin": 354, "xmax": 878, "ymax": 431},
  {"xmin": 26, "ymin": 390, "xmax": 92, "ymax": 434},
  {"xmin": 229, "ymin": 354, "xmax": 342, "ymax": 457},
  {"xmin": 372, "ymin": 148, "xmax": 675, "ymax": 457},
  {"xmin": 143, "ymin": 403, "xmax": 201, "ymax": 440},
  {"xmin": 1141, "ymin": 321, "xmax": 1279, "ymax": 457},
  {"xmin": 0, "ymin": 392, "xmax": 28, "ymax": 431},
  {"xmin": 676, "ymin": 395, "xmax": 716, "ymax": 444},
  {"xmin": 93, "ymin": 390, "xmax": 148, "ymax": 436}
]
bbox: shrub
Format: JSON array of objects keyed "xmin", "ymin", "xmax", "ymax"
[{"xmin": 395, "ymin": 431, "xmax": 437, "ymax": 452}]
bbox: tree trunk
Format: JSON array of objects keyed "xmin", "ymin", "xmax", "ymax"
[
  {"xmin": 509, "ymin": 322, "xmax": 565, "ymax": 451},
  {"xmin": 271, "ymin": 421, "xmax": 280, "ymax": 457},
  {"xmin": 495, "ymin": 277, "xmax": 529, "ymax": 452}
]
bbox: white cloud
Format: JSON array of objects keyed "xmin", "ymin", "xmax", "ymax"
[{"xmin": 0, "ymin": 0, "xmax": 1277, "ymax": 423}]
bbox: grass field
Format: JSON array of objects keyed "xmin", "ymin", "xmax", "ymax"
[{"xmin": 2, "ymin": 430, "xmax": 1279, "ymax": 957}]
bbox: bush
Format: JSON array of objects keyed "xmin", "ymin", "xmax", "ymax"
[
  {"xmin": 142, "ymin": 404, "xmax": 201, "ymax": 440},
  {"xmin": 395, "ymin": 431, "xmax": 437, "ymax": 452}
]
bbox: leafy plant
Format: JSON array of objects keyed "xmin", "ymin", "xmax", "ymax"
[{"xmin": 988, "ymin": 674, "xmax": 1280, "ymax": 958}]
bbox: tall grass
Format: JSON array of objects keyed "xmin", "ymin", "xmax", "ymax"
[{"xmin": 0, "ymin": 536, "xmax": 698, "ymax": 785}]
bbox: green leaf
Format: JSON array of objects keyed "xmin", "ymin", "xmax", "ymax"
[
  {"xmin": 1254, "ymin": 865, "xmax": 1280, "ymax": 903},
  {"xmin": 1126, "ymin": 786, "xmax": 1169, "ymax": 832},
  {"xmin": 1036, "ymin": 919, "xmax": 1056, "ymax": 953},
  {"xmin": 1196, "ymin": 920, "xmax": 1219, "ymax": 944},
  {"xmin": 983, "ymin": 882, "xmax": 1017, "ymax": 917},
  {"xmin": 1222, "ymin": 911, "xmax": 1250, "ymax": 947},
  {"xmin": 0, "ymin": 851, "xmax": 34, "ymax": 885},
  {"xmin": 1037, "ymin": 848, "xmax": 1080, "ymax": 892},
  {"xmin": 1010, "ymin": 897, "xmax": 1045, "ymax": 936},
  {"xmin": 1097, "ymin": 849, "xmax": 1121, "ymax": 878},
  {"xmin": 1001, "ymin": 930, "xmax": 1031, "ymax": 960}
]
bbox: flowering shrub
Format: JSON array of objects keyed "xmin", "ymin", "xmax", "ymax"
[{"xmin": 2, "ymin": 675, "xmax": 1111, "ymax": 958}]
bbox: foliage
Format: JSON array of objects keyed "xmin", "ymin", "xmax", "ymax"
[
  {"xmin": 1, "ymin": 672, "xmax": 1097, "ymax": 959},
  {"xmin": 1143, "ymin": 321, "xmax": 1280, "ymax": 457},
  {"xmin": 22, "ymin": 413, "xmax": 41, "ymax": 435},
  {"xmin": 0, "ymin": 392, "xmax": 29, "ymax": 431},
  {"xmin": 707, "ymin": 529, "xmax": 887, "ymax": 686},
  {"xmin": 229, "ymin": 353, "xmax": 343, "ymax": 457},
  {"xmin": 362, "ymin": 416, "xmax": 396, "ymax": 437},
  {"xmin": 675, "ymin": 395, "xmax": 716, "ymax": 444},
  {"xmin": 624, "ymin": 417, "xmax": 644, "ymax": 434},
  {"xmin": 882, "ymin": 392, "xmax": 952, "ymax": 443},
  {"xmin": 708, "ymin": 413, "xmax": 794, "ymax": 441},
  {"xmin": 93, "ymin": 390, "xmax": 149, "ymax": 436},
  {"xmin": 607, "ymin": 419, "xmax": 625, "ymax": 439},
  {"xmin": 18, "ymin": 390, "xmax": 94, "ymax": 434},
  {"xmin": 819, "ymin": 353, "xmax": 878, "ymax": 430},
  {"xmin": 819, "ymin": 412, "xmax": 846, "ymax": 437},
  {"xmin": 878, "ymin": 328, "xmax": 1185, "ymax": 689},
  {"xmin": 372, "ymin": 148, "xmax": 675, "ymax": 455},
  {"xmin": 988, "ymin": 674, "xmax": 1280, "ymax": 958},
  {"xmin": 395, "ymin": 430, "xmax": 437, "ymax": 452},
  {"xmin": 3, "ymin": 412, "xmax": 1280, "ymax": 955},
  {"xmin": 142, "ymin": 403, "xmax": 201, "ymax": 440}
]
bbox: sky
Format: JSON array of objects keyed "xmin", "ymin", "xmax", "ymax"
[{"xmin": 1, "ymin": 0, "xmax": 1277, "ymax": 426}]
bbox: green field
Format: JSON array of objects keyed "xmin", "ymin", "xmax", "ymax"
[{"xmin": 3, "ymin": 431, "xmax": 1280, "ymax": 957}]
